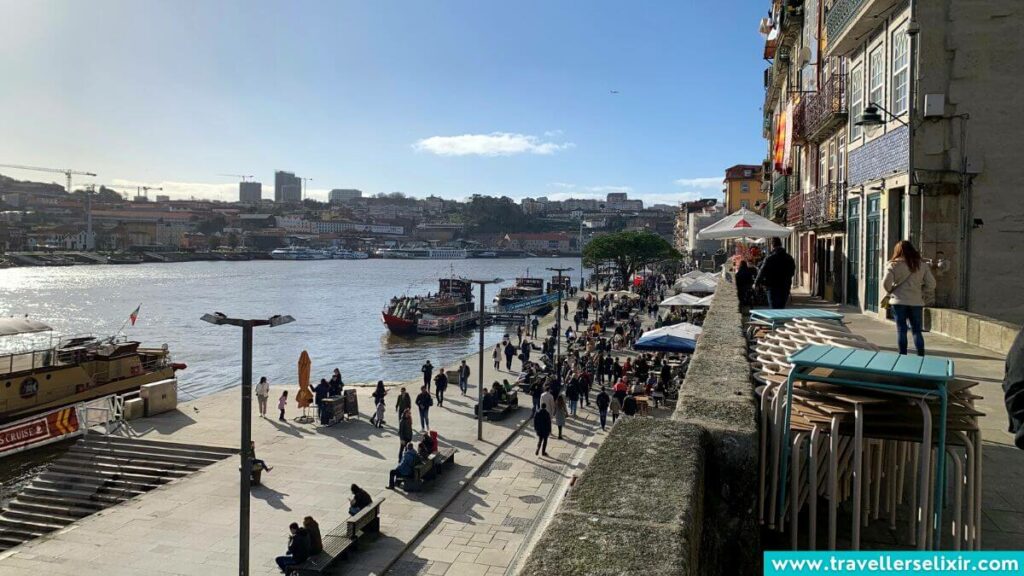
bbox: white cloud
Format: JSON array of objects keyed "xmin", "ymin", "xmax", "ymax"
[
  {"xmin": 673, "ymin": 176, "xmax": 722, "ymax": 189},
  {"xmin": 413, "ymin": 132, "xmax": 574, "ymax": 157}
]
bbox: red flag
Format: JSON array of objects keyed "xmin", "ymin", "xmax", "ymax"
[{"xmin": 129, "ymin": 305, "xmax": 141, "ymax": 326}]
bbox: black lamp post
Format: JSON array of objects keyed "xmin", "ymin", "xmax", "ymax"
[
  {"xmin": 546, "ymin": 266, "xmax": 574, "ymax": 385},
  {"xmin": 468, "ymin": 278, "xmax": 502, "ymax": 440},
  {"xmin": 200, "ymin": 312, "xmax": 295, "ymax": 576}
]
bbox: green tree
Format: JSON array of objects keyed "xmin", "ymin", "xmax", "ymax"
[{"xmin": 582, "ymin": 231, "xmax": 680, "ymax": 285}]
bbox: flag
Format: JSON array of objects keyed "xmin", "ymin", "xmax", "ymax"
[{"xmin": 129, "ymin": 305, "xmax": 141, "ymax": 326}]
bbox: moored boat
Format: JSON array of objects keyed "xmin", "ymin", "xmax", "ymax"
[
  {"xmin": 270, "ymin": 246, "xmax": 330, "ymax": 260},
  {"xmin": 382, "ymin": 278, "xmax": 476, "ymax": 335}
]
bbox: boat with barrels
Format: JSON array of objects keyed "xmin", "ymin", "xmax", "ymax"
[{"xmin": 381, "ymin": 278, "xmax": 478, "ymax": 335}]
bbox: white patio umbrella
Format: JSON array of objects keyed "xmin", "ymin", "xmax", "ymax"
[
  {"xmin": 696, "ymin": 207, "xmax": 792, "ymax": 240},
  {"xmin": 659, "ymin": 293, "xmax": 716, "ymax": 307},
  {"xmin": 677, "ymin": 275, "xmax": 719, "ymax": 294}
]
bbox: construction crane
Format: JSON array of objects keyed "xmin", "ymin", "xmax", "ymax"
[
  {"xmin": 219, "ymin": 173, "xmax": 255, "ymax": 182},
  {"xmin": 137, "ymin": 186, "xmax": 163, "ymax": 201},
  {"xmin": 0, "ymin": 163, "xmax": 97, "ymax": 196}
]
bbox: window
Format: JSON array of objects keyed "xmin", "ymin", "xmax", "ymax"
[
  {"xmin": 868, "ymin": 46, "xmax": 884, "ymax": 111},
  {"xmin": 818, "ymin": 145, "xmax": 827, "ymax": 189},
  {"xmin": 892, "ymin": 27, "xmax": 910, "ymax": 115},
  {"xmin": 838, "ymin": 134, "xmax": 846, "ymax": 184},
  {"xmin": 828, "ymin": 140, "xmax": 837, "ymax": 184},
  {"xmin": 743, "ymin": 169, "xmax": 752, "ymax": 177},
  {"xmin": 849, "ymin": 64, "xmax": 864, "ymax": 140},
  {"xmin": 741, "ymin": 182, "xmax": 750, "ymax": 193}
]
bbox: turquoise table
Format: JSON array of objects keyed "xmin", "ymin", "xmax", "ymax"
[
  {"xmin": 779, "ymin": 345, "xmax": 954, "ymax": 548},
  {"xmin": 750, "ymin": 308, "xmax": 845, "ymax": 329}
]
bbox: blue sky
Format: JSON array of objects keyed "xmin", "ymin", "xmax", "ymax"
[{"xmin": 0, "ymin": 0, "xmax": 767, "ymax": 205}]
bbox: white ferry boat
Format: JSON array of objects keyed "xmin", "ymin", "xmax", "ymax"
[
  {"xmin": 329, "ymin": 249, "xmax": 369, "ymax": 260},
  {"xmin": 377, "ymin": 247, "xmax": 468, "ymax": 260},
  {"xmin": 270, "ymin": 246, "xmax": 330, "ymax": 260}
]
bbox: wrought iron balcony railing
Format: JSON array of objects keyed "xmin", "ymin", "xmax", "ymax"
[
  {"xmin": 825, "ymin": 0, "xmax": 866, "ymax": 44},
  {"xmin": 803, "ymin": 182, "xmax": 846, "ymax": 228},
  {"xmin": 804, "ymin": 73, "xmax": 847, "ymax": 142},
  {"xmin": 791, "ymin": 99, "xmax": 807, "ymax": 145},
  {"xmin": 786, "ymin": 189, "xmax": 803, "ymax": 226}
]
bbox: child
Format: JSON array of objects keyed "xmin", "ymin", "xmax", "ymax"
[
  {"xmin": 278, "ymin": 390, "xmax": 288, "ymax": 421},
  {"xmin": 372, "ymin": 400, "xmax": 386, "ymax": 428}
]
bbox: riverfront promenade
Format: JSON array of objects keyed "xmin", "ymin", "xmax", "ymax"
[{"xmin": 0, "ymin": 295, "xmax": 632, "ymax": 576}]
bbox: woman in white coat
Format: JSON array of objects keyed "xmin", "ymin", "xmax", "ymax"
[{"xmin": 882, "ymin": 240, "xmax": 936, "ymax": 356}]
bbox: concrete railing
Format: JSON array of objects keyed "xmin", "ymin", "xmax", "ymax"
[
  {"xmin": 925, "ymin": 307, "xmax": 1020, "ymax": 356},
  {"xmin": 520, "ymin": 279, "xmax": 759, "ymax": 576}
]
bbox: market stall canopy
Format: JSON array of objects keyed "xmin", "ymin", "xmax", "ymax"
[
  {"xmin": 634, "ymin": 322, "xmax": 704, "ymax": 353},
  {"xmin": 0, "ymin": 317, "xmax": 53, "ymax": 337},
  {"xmin": 659, "ymin": 293, "xmax": 714, "ymax": 307},
  {"xmin": 696, "ymin": 207, "xmax": 792, "ymax": 240},
  {"xmin": 676, "ymin": 275, "xmax": 719, "ymax": 294}
]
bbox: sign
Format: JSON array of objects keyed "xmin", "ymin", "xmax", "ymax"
[{"xmin": 0, "ymin": 406, "xmax": 80, "ymax": 456}]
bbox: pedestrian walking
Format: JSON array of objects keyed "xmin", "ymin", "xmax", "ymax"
[
  {"xmin": 395, "ymin": 387, "xmax": 411, "ymax": 417},
  {"xmin": 531, "ymin": 316, "xmax": 539, "ymax": 338},
  {"xmin": 255, "ymin": 376, "xmax": 270, "ymax": 417},
  {"xmin": 421, "ymin": 360, "xmax": 434, "ymax": 392},
  {"xmin": 493, "ymin": 343, "xmax": 502, "ymax": 370},
  {"xmin": 610, "ymin": 394, "xmax": 621, "ymax": 423},
  {"xmin": 372, "ymin": 399, "xmax": 386, "ymax": 428},
  {"xmin": 883, "ymin": 240, "xmax": 936, "ymax": 356},
  {"xmin": 754, "ymin": 237, "xmax": 796, "ymax": 309},
  {"xmin": 504, "ymin": 341, "xmax": 517, "ymax": 371},
  {"xmin": 434, "ymin": 369, "xmax": 448, "ymax": 407},
  {"xmin": 398, "ymin": 408, "xmax": 413, "ymax": 461},
  {"xmin": 516, "ymin": 324, "xmax": 524, "ymax": 345},
  {"xmin": 554, "ymin": 395, "xmax": 568, "ymax": 439},
  {"xmin": 415, "ymin": 386, "xmax": 433, "ymax": 431},
  {"xmin": 372, "ymin": 380, "xmax": 387, "ymax": 406},
  {"xmin": 533, "ymin": 405, "xmax": 551, "ymax": 456},
  {"xmin": 530, "ymin": 379, "xmax": 543, "ymax": 415},
  {"xmin": 458, "ymin": 360, "xmax": 470, "ymax": 395},
  {"xmin": 540, "ymin": 388, "xmax": 555, "ymax": 416},
  {"xmin": 277, "ymin": 390, "xmax": 288, "ymax": 421},
  {"xmin": 596, "ymin": 387, "xmax": 610, "ymax": 430},
  {"xmin": 566, "ymin": 379, "xmax": 579, "ymax": 416}
]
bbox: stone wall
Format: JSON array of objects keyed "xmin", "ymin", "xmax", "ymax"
[
  {"xmin": 520, "ymin": 279, "xmax": 760, "ymax": 575},
  {"xmin": 925, "ymin": 307, "xmax": 1020, "ymax": 355}
]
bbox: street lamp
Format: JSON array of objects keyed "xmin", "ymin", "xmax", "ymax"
[
  {"xmin": 578, "ymin": 219, "xmax": 585, "ymax": 290},
  {"xmin": 855, "ymin": 102, "xmax": 909, "ymax": 128},
  {"xmin": 546, "ymin": 266, "xmax": 574, "ymax": 386},
  {"xmin": 467, "ymin": 278, "xmax": 502, "ymax": 440},
  {"xmin": 200, "ymin": 312, "xmax": 295, "ymax": 576}
]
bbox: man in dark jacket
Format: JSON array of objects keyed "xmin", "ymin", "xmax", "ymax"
[
  {"xmin": 395, "ymin": 387, "xmax": 411, "ymax": 417},
  {"xmin": 388, "ymin": 443, "xmax": 420, "ymax": 489},
  {"xmin": 755, "ymin": 237, "xmax": 796, "ymax": 309},
  {"xmin": 533, "ymin": 405, "xmax": 552, "ymax": 457},
  {"xmin": 458, "ymin": 360, "xmax": 471, "ymax": 395},
  {"xmin": 622, "ymin": 393, "xmax": 638, "ymax": 417},
  {"xmin": 415, "ymin": 386, "xmax": 433, "ymax": 431},
  {"xmin": 1003, "ymin": 328, "xmax": 1024, "ymax": 449},
  {"xmin": 434, "ymin": 369, "xmax": 448, "ymax": 407},
  {"xmin": 504, "ymin": 342, "xmax": 517, "ymax": 371},
  {"xmin": 421, "ymin": 361, "xmax": 433, "ymax": 392},
  {"xmin": 595, "ymin": 387, "xmax": 611, "ymax": 430},
  {"xmin": 275, "ymin": 522, "xmax": 312, "ymax": 573}
]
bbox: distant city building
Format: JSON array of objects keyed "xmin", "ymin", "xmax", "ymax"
[
  {"xmin": 605, "ymin": 192, "xmax": 643, "ymax": 211},
  {"xmin": 723, "ymin": 164, "xmax": 764, "ymax": 214},
  {"xmin": 315, "ymin": 221, "xmax": 404, "ymax": 235},
  {"xmin": 274, "ymin": 171, "xmax": 301, "ymax": 203},
  {"xmin": 239, "ymin": 181, "xmax": 263, "ymax": 203},
  {"xmin": 329, "ymin": 188, "xmax": 362, "ymax": 203},
  {"xmin": 155, "ymin": 195, "xmax": 171, "ymax": 203}
]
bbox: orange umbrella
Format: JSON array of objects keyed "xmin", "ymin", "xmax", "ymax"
[{"xmin": 296, "ymin": 350, "xmax": 313, "ymax": 408}]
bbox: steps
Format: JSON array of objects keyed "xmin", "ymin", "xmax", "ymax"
[{"xmin": 0, "ymin": 435, "xmax": 235, "ymax": 552}]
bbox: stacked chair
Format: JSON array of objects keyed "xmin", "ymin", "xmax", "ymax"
[{"xmin": 750, "ymin": 318, "xmax": 983, "ymax": 550}]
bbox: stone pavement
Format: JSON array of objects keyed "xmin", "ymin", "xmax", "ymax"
[
  {"xmin": 791, "ymin": 293, "xmax": 1024, "ymax": 549},
  {"xmin": 0, "ymin": 296, "xmax": 594, "ymax": 576},
  {"xmin": 386, "ymin": 393, "xmax": 611, "ymax": 576}
]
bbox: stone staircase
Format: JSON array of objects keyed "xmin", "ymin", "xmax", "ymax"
[{"xmin": 0, "ymin": 435, "xmax": 235, "ymax": 552}]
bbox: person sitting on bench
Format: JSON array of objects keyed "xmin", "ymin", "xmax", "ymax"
[
  {"xmin": 481, "ymin": 389, "xmax": 495, "ymax": 412},
  {"xmin": 249, "ymin": 441, "xmax": 272, "ymax": 472},
  {"xmin": 349, "ymin": 484, "xmax": 372, "ymax": 515},
  {"xmin": 388, "ymin": 442, "xmax": 419, "ymax": 489},
  {"xmin": 303, "ymin": 516, "xmax": 323, "ymax": 555},
  {"xmin": 418, "ymin": 431, "xmax": 436, "ymax": 458},
  {"xmin": 275, "ymin": 522, "xmax": 311, "ymax": 574}
]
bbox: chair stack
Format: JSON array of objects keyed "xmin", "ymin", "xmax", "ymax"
[{"xmin": 748, "ymin": 318, "xmax": 984, "ymax": 551}]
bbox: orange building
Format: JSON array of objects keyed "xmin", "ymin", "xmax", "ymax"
[{"xmin": 723, "ymin": 164, "xmax": 765, "ymax": 214}]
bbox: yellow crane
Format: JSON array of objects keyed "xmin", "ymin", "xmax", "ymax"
[{"xmin": 0, "ymin": 163, "xmax": 97, "ymax": 195}]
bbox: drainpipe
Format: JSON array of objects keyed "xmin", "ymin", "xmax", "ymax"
[{"xmin": 907, "ymin": 0, "xmax": 919, "ymax": 246}]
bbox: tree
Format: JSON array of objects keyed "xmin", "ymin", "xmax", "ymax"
[{"xmin": 583, "ymin": 231, "xmax": 680, "ymax": 285}]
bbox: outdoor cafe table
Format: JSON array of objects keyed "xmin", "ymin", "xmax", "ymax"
[
  {"xmin": 749, "ymin": 308, "xmax": 845, "ymax": 330},
  {"xmin": 778, "ymin": 345, "xmax": 955, "ymax": 548}
]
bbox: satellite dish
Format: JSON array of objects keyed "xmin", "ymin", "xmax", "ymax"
[{"xmin": 798, "ymin": 46, "xmax": 813, "ymax": 67}]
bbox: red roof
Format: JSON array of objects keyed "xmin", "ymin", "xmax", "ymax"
[{"xmin": 724, "ymin": 164, "xmax": 763, "ymax": 181}]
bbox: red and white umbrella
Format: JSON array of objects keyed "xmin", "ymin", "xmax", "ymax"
[{"xmin": 696, "ymin": 207, "xmax": 792, "ymax": 240}]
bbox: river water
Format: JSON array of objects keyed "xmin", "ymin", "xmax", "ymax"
[{"xmin": 0, "ymin": 257, "xmax": 582, "ymax": 399}]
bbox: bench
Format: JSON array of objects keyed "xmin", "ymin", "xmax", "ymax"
[
  {"xmin": 288, "ymin": 497, "xmax": 385, "ymax": 575},
  {"xmin": 394, "ymin": 447, "xmax": 457, "ymax": 492}
]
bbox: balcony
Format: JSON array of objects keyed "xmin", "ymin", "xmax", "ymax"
[
  {"xmin": 803, "ymin": 182, "xmax": 846, "ymax": 228},
  {"xmin": 764, "ymin": 45, "xmax": 790, "ymax": 108},
  {"xmin": 786, "ymin": 189, "xmax": 803, "ymax": 227},
  {"xmin": 791, "ymin": 99, "xmax": 807, "ymax": 145},
  {"xmin": 825, "ymin": 0, "xmax": 903, "ymax": 56},
  {"xmin": 770, "ymin": 174, "xmax": 789, "ymax": 222},
  {"xmin": 804, "ymin": 73, "xmax": 847, "ymax": 142}
]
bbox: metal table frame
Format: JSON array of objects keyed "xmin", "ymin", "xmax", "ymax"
[{"xmin": 778, "ymin": 345, "xmax": 953, "ymax": 548}]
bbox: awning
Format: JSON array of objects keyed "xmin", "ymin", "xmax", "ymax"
[
  {"xmin": 676, "ymin": 275, "xmax": 719, "ymax": 294},
  {"xmin": 0, "ymin": 317, "xmax": 53, "ymax": 337},
  {"xmin": 696, "ymin": 207, "xmax": 792, "ymax": 240},
  {"xmin": 634, "ymin": 322, "xmax": 703, "ymax": 353}
]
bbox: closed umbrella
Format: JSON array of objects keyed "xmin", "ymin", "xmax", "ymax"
[
  {"xmin": 296, "ymin": 350, "xmax": 313, "ymax": 409},
  {"xmin": 634, "ymin": 323, "xmax": 703, "ymax": 353}
]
